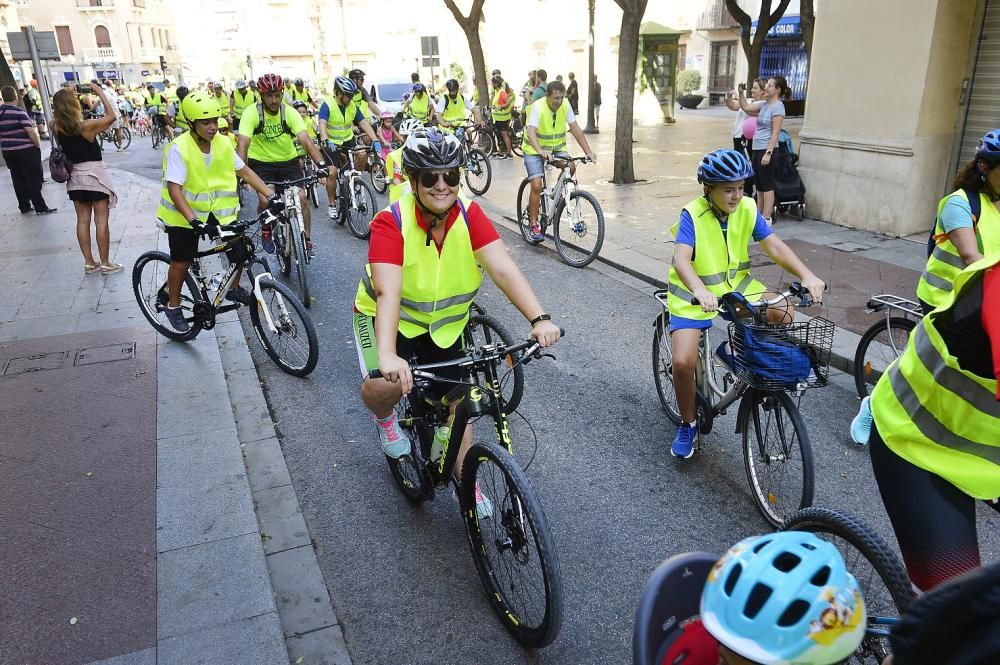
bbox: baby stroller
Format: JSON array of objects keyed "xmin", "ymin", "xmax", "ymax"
[{"xmin": 772, "ymin": 129, "xmax": 807, "ymax": 221}]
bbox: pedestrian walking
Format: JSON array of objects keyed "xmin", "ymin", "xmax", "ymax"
[
  {"xmin": 566, "ymin": 72, "xmax": 579, "ymax": 114},
  {"xmin": 739, "ymin": 75, "xmax": 788, "ymax": 224},
  {"xmin": 593, "ymin": 76, "xmax": 602, "ymax": 130},
  {"xmin": 50, "ymin": 83, "xmax": 122, "ymax": 275},
  {"xmin": 0, "ymin": 86, "xmax": 55, "ymax": 215},
  {"xmin": 725, "ymin": 78, "xmax": 763, "ymax": 198},
  {"xmin": 26, "ymin": 80, "xmax": 48, "ymax": 139}
]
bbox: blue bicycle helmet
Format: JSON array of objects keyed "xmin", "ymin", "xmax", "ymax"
[
  {"xmin": 700, "ymin": 532, "xmax": 866, "ymax": 665},
  {"xmin": 334, "ymin": 76, "xmax": 358, "ymax": 95},
  {"xmin": 697, "ymin": 149, "xmax": 754, "ymax": 184},
  {"xmin": 975, "ymin": 128, "xmax": 1000, "ymax": 160}
]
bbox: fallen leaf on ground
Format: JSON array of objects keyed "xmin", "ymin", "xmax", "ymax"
[
  {"xmin": 84, "ymin": 472, "xmax": 92, "ymax": 477},
  {"xmin": 69, "ymin": 617, "xmax": 78, "ymax": 625}
]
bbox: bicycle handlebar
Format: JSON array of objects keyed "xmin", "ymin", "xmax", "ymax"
[
  {"xmin": 547, "ymin": 155, "xmax": 593, "ymax": 166},
  {"xmin": 264, "ymin": 174, "xmax": 321, "ymax": 189},
  {"xmin": 691, "ymin": 282, "xmax": 824, "ymax": 309},
  {"xmin": 367, "ymin": 328, "xmax": 565, "ymax": 381}
]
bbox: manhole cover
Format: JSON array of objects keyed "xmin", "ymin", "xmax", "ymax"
[
  {"xmin": 2, "ymin": 352, "xmax": 67, "ymax": 377},
  {"xmin": 75, "ymin": 342, "xmax": 136, "ymax": 366}
]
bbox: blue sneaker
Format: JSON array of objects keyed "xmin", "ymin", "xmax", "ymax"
[
  {"xmin": 850, "ymin": 396, "xmax": 873, "ymax": 447},
  {"xmin": 671, "ymin": 422, "xmax": 696, "ymax": 459}
]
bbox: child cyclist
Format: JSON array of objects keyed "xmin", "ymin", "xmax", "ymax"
[
  {"xmin": 384, "ymin": 118, "xmax": 423, "ymax": 203},
  {"xmin": 156, "ymin": 91, "xmax": 278, "ymax": 333},
  {"xmin": 667, "ymin": 149, "xmax": 825, "ymax": 458},
  {"xmin": 375, "ymin": 111, "xmax": 400, "ymax": 160},
  {"xmin": 217, "ymin": 116, "xmax": 237, "ymax": 149}
]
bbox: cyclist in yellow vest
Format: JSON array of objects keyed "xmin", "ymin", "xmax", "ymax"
[
  {"xmin": 292, "ymin": 99, "xmax": 320, "ymax": 241},
  {"xmin": 210, "ymin": 82, "xmax": 230, "ymax": 127},
  {"xmin": 163, "ymin": 80, "xmax": 178, "ymax": 105},
  {"xmin": 288, "ymin": 78, "xmax": 319, "ymax": 112},
  {"xmin": 490, "ymin": 74, "xmax": 516, "ymax": 159},
  {"xmin": 522, "ymin": 80, "xmax": 597, "ymax": 241},
  {"xmin": 217, "ymin": 116, "xmax": 236, "ymax": 148},
  {"xmin": 384, "ymin": 118, "xmax": 423, "ymax": 203},
  {"xmin": 169, "ymin": 85, "xmax": 191, "ymax": 136},
  {"xmin": 317, "ymin": 76, "xmax": 381, "ymax": 222},
  {"xmin": 916, "ymin": 129, "xmax": 1000, "ymax": 313},
  {"xmin": 667, "ymin": 150, "xmax": 824, "ymax": 458},
  {"xmin": 230, "ymin": 80, "xmax": 259, "ymax": 135},
  {"xmin": 402, "ymin": 83, "xmax": 435, "ymax": 124},
  {"xmin": 851, "ymin": 254, "xmax": 1000, "ymax": 593},
  {"xmin": 156, "ymin": 91, "xmax": 276, "ymax": 333},
  {"xmin": 348, "ymin": 69, "xmax": 381, "ymax": 123},
  {"xmin": 144, "ymin": 84, "xmax": 168, "ymax": 133},
  {"xmin": 352, "ymin": 128, "xmax": 561, "ymax": 518},
  {"xmin": 436, "ymin": 78, "xmax": 484, "ymax": 139}
]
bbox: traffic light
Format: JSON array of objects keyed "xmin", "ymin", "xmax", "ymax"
[{"xmin": 159, "ymin": 55, "xmax": 167, "ymax": 71}]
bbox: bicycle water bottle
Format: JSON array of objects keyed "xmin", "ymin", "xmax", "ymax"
[
  {"xmin": 209, "ymin": 272, "xmax": 224, "ymax": 293},
  {"xmin": 430, "ymin": 425, "xmax": 450, "ymax": 463}
]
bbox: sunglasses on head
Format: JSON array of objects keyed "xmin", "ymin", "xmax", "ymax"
[{"xmin": 419, "ymin": 170, "xmax": 461, "ymax": 188}]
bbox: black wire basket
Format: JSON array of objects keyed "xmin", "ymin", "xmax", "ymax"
[{"xmin": 727, "ymin": 317, "xmax": 834, "ymax": 390}]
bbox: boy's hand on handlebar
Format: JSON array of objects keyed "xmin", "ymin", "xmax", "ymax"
[
  {"xmin": 693, "ymin": 287, "xmax": 719, "ymax": 312},
  {"xmin": 530, "ymin": 320, "xmax": 561, "ymax": 348},
  {"xmin": 378, "ymin": 353, "xmax": 413, "ymax": 395},
  {"xmin": 801, "ymin": 275, "xmax": 826, "ymax": 304},
  {"xmin": 585, "ymin": 152, "xmax": 596, "ymax": 164}
]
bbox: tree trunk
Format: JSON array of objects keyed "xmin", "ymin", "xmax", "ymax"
[
  {"xmin": 584, "ymin": 0, "xmax": 597, "ymax": 133},
  {"xmin": 444, "ymin": 0, "xmax": 489, "ymax": 113},
  {"xmin": 725, "ymin": 0, "xmax": 792, "ymax": 85},
  {"xmin": 611, "ymin": 0, "xmax": 647, "ymax": 184},
  {"xmin": 800, "ymin": 0, "xmax": 815, "ymax": 78}
]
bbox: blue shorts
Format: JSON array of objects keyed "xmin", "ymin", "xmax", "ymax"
[
  {"xmin": 523, "ymin": 154, "xmax": 545, "ymax": 180},
  {"xmin": 668, "ymin": 314, "xmax": 714, "ymax": 333}
]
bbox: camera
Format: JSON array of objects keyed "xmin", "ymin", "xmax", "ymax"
[{"xmin": 76, "ymin": 84, "xmax": 92, "ymax": 94}]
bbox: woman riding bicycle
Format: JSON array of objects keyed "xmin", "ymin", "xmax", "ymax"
[
  {"xmin": 667, "ymin": 149, "xmax": 825, "ymax": 458},
  {"xmin": 352, "ymin": 128, "xmax": 560, "ymax": 516}
]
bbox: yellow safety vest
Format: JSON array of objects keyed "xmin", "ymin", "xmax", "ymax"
[
  {"xmin": 666, "ymin": 197, "xmax": 767, "ymax": 320},
  {"xmin": 295, "ymin": 122, "xmax": 318, "ymax": 156},
  {"xmin": 352, "ymin": 90, "xmax": 371, "ymax": 120},
  {"xmin": 441, "ymin": 94, "xmax": 467, "ymax": 124},
  {"xmin": 291, "ymin": 88, "xmax": 312, "ymax": 104},
  {"xmin": 157, "ymin": 132, "xmax": 240, "ymax": 229},
  {"xmin": 385, "ymin": 146, "xmax": 409, "ymax": 203},
  {"xmin": 522, "ymin": 97, "xmax": 570, "ymax": 155},
  {"xmin": 164, "ymin": 87, "xmax": 178, "ymax": 103},
  {"xmin": 916, "ymin": 189, "xmax": 1000, "ymax": 310},
  {"xmin": 232, "ymin": 89, "xmax": 259, "ymax": 121},
  {"xmin": 325, "ymin": 100, "xmax": 359, "ymax": 144},
  {"xmin": 354, "ymin": 193, "xmax": 482, "ymax": 347},
  {"xmin": 407, "ymin": 94, "xmax": 431, "ymax": 122},
  {"xmin": 491, "ymin": 88, "xmax": 511, "ymax": 122},
  {"xmin": 175, "ymin": 107, "xmax": 190, "ymax": 132},
  {"xmin": 872, "ymin": 255, "xmax": 1000, "ymax": 499},
  {"xmin": 145, "ymin": 93, "xmax": 166, "ymax": 110}
]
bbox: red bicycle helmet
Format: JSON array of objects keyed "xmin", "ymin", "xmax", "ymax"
[{"xmin": 257, "ymin": 73, "xmax": 284, "ymax": 94}]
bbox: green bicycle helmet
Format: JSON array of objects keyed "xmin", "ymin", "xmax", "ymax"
[{"xmin": 181, "ymin": 91, "xmax": 221, "ymax": 122}]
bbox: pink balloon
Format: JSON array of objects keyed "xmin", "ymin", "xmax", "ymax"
[{"xmin": 742, "ymin": 116, "xmax": 756, "ymax": 140}]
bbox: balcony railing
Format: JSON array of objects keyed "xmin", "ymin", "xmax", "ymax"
[
  {"xmin": 697, "ymin": 2, "xmax": 739, "ymax": 30},
  {"xmin": 82, "ymin": 46, "xmax": 122, "ymax": 62},
  {"xmin": 76, "ymin": 0, "xmax": 115, "ymax": 8}
]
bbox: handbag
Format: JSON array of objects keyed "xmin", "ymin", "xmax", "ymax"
[{"xmin": 48, "ymin": 130, "xmax": 73, "ymax": 183}]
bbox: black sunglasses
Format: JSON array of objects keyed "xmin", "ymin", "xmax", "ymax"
[{"xmin": 419, "ymin": 170, "xmax": 461, "ymax": 188}]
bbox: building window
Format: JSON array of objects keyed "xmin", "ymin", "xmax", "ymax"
[
  {"xmin": 133, "ymin": 0, "xmax": 147, "ymax": 6},
  {"xmin": 55, "ymin": 26, "xmax": 75, "ymax": 55},
  {"xmin": 94, "ymin": 25, "xmax": 111, "ymax": 48},
  {"xmin": 137, "ymin": 25, "xmax": 144, "ymax": 47},
  {"xmin": 151, "ymin": 27, "xmax": 158, "ymax": 47},
  {"xmin": 165, "ymin": 29, "xmax": 171, "ymax": 48},
  {"xmin": 677, "ymin": 44, "xmax": 686, "ymax": 71},
  {"xmin": 708, "ymin": 40, "xmax": 737, "ymax": 92}
]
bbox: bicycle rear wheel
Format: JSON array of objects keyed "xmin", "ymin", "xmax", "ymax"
[
  {"xmin": 461, "ymin": 440, "xmax": 563, "ymax": 648},
  {"xmin": 741, "ymin": 390, "xmax": 814, "ymax": 527},
  {"xmin": 383, "ymin": 398, "xmax": 434, "ymax": 503},
  {"xmin": 475, "ymin": 127, "xmax": 495, "ymax": 156},
  {"xmin": 289, "ymin": 212, "xmax": 311, "ymax": 307},
  {"xmin": 651, "ymin": 311, "xmax": 683, "ymax": 425},
  {"xmin": 463, "ymin": 148, "xmax": 492, "ymax": 196},
  {"xmin": 515, "ymin": 177, "xmax": 544, "ymax": 245},
  {"xmin": 783, "ymin": 507, "xmax": 912, "ymax": 665},
  {"xmin": 248, "ymin": 277, "xmax": 318, "ymax": 377},
  {"xmin": 465, "ymin": 314, "xmax": 524, "ymax": 414},
  {"xmin": 115, "ymin": 127, "xmax": 132, "ymax": 150},
  {"xmin": 853, "ymin": 317, "xmax": 915, "ymax": 399},
  {"xmin": 132, "ymin": 251, "xmax": 203, "ymax": 342},
  {"xmin": 554, "ymin": 188, "xmax": 605, "ymax": 268},
  {"xmin": 347, "ymin": 177, "xmax": 376, "ymax": 240}
]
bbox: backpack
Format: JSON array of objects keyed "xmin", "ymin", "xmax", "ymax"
[
  {"xmin": 253, "ymin": 102, "xmax": 291, "ymax": 136},
  {"xmin": 927, "ymin": 187, "xmax": 981, "ymax": 257},
  {"xmin": 777, "ymin": 129, "xmax": 795, "ymax": 157}
]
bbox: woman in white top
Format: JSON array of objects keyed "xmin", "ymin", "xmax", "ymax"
[
  {"xmin": 739, "ymin": 75, "xmax": 790, "ymax": 224},
  {"xmin": 726, "ymin": 77, "xmax": 764, "ymax": 196}
]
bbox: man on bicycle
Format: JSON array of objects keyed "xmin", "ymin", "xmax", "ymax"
[
  {"xmin": 237, "ymin": 73, "xmax": 328, "ymax": 255},
  {"xmin": 522, "ymin": 80, "xmax": 597, "ymax": 241},
  {"xmin": 437, "ymin": 78, "xmax": 484, "ymax": 139},
  {"xmin": 402, "ymin": 83, "xmax": 436, "ymax": 125},
  {"xmin": 352, "ymin": 128, "xmax": 560, "ymax": 517},
  {"xmin": 317, "ymin": 76, "xmax": 381, "ymax": 222},
  {"xmin": 347, "ymin": 69, "xmax": 381, "ymax": 123},
  {"xmin": 144, "ymin": 84, "xmax": 168, "ymax": 134},
  {"xmin": 667, "ymin": 149, "xmax": 824, "ymax": 459},
  {"xmin": 230, "ymin": 80, "xmax": 259, "ymax": 136},
  {"xmin": 157, "ymin": 91, "xmax": 277, "ymax": 332},
  {"xmin": 287, "ymin": 78, "xmax": 319, "ymax": 112}
]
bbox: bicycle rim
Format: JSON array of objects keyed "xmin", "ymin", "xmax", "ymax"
[
  {"xmin": 652, "ymin": 312, "xmax": 682, "ymax": 424},
  {"xmin": 249, "ymin": 278, "xmax": 318, "ymax": 376},
  {"xmin": 554, "ymin": 189, "xmax": 605, "ymax": 268},
  {"xmin": 742, "ymin": 391, "xmax": 814, "ymax": 527},
  {"xmin": 853, "ymin": 317, "xmax": 916, "ymax": 399},
  {"xmin": 383, "ymin": 399, "xmax": 433, "ymax": 503},
  {"xmin": 131, "ymin": 251, "xmax": 202, "ymax": 342},
  {"xmin": 274, "ymin": 223, "xmax": 291, "ymax": 276},
  {"xmin": 461, "ymin": 441, "xmax": 563, "ymax": 648},
  {"xmin": 347, "ymin": 178, "xmax": 375, "ymax": 239},
  {"xmin": 515, "ymin": 178, "xmax": 543, "ymax": 245},
  {"xmin": 783, "ymin": 507, "xmax": 912, "ymax": 665},
  {"xmin": 290, "ymin": 217, "xmax": 310, "ymax": 307},
  {"xmin": 371, "ymin": 162, "xmax": 388, "ymax": 194},
  {"xmin": 463, "ymin": 150, "xmax": 492, "ymax": 196}
]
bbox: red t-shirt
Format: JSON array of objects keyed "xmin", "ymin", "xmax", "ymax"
[
  {"xmin": 368, "ymin": 200, "xmax": 500, "ymax": 265},
  {"xmin": 982, "ymin": 267, "xmax": 1000, "ymax": 399}
]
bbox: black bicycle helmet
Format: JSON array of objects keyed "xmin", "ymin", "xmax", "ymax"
[
  {"xmin": 348, "ymin": 68, "xmax": 365, "ymax": 80},
  {"xmin": 445, "ymin": 78, "xmax": 459, "ymax": 92},
  {"xmin": 402, "ymin": 128, "xmax": 464, "ymax": 173},
  {"xmin": 176, "ymin": 85, "xmax": 189, "ymax": 101},
  {"xmin": 491, "ymin": 74, "xmax": 503, "ymax": 86},
  {"xmin": 294, "ymin": 77, "xmax": 304, "ymax": 86}
]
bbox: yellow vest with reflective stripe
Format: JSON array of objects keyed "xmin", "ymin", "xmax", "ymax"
[
  {"xmin": 295, "ymin": 121, "xmax": 318, "ymax": 156},
  {"xmin": 232, "ymin": 89, "xmax": 259, "ymax": 120},
  {"xmin": 666, "ymin": 197, "xmax": 766, "ymax": 320},
  {"xmin": 291, "ymin": 88, "xmax": 312, "ymax": 104},
  {"xmin": 491, "ymin": 88, "xmax": 511, "ymax": 122},
  {"xmin": 354, "ymin": 193, "xmax": 482, "ymax": 346},
  {"xmin": 175, "ymin": 107, "xmax": 190, "ymax": 132},
  {"xmin": 326, "ymin": 100, "xmax": 359, "ymax": 144},
  {"xmin": 522, "ymin": 98, "xmax": 569, "ymax": 155},
  {"xmin": 917, "ymin": 189, "xmax": 1000, "ymax": 310},
  {"xmin": 442, "ymin": 94, "xmax": 466, "ymax": 124},
  {"xmin": 352, "ymin": 90, "xmax": 371, "ymax": 120},
  {"xmin": 385, "ymin": 147, "xmax": 410, "ymax": 203},
  {"xmin": 872, "ymin": 255, "xmax": 1000, "ymax": 499},
  {"xmin": 156, "ymin": 132, "xmax": 239, "ymax": 228},
  {"xmin": 407, "ymin": 94, "xmax": 431, "ymax": 122}
]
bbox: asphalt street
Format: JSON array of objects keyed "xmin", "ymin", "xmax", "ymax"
[{"xmin": 106, "ymin": 139, "xmax": 1000, "ymax": 665}]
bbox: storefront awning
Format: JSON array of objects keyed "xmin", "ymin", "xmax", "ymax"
[{"xmin": 750, "ymin": 14, "xmax": 801, "ymax": 39}]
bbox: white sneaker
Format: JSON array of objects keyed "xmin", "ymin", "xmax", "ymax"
[{"xmin": 328, "ymin": 204, "xmax": 338, "ymax": 220}]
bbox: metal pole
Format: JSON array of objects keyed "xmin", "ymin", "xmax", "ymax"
[
  {"xmin": 26, "ymin": 27, "xmax": 53, "ymax": 127},
  {"xmin": 583, "ymin": 0, "xmax": 598, "ymax": 134}
]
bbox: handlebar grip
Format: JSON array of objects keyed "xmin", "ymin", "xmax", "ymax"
[{"xmin": 368, "ymin": 369, "xmax": 383, "ymax": 380}]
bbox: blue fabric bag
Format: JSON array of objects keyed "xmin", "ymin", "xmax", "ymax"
[{"xmin": 736, "ymin": 325, "xmax": 812, "ymax": 387}]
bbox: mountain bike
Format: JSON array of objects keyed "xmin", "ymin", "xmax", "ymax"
[
  {"xmin": 302, "ymin": 149, "xmax": 321, "ymax": 209},
  {"xmin": 369, "ymin": 333, "xmax": 564, "ymax": 648},
  {"xmin": 132, "ymin": 211, "xmax": 319, "ymax": 376},
  {"xmin": 652, "ymin": 283, "xmax": 834, "ymax": 527},
  {"xmin": 456, "ymin": 120, "xmax": 494, "ymax": 157},
  {"xmin": 368, "ymin": 149, "xmax": 388, "ymax": 195},
  {"xmin": 852, "ymin": 294, "xmax": 922, "ymax": 398},
  {"xmin": 332, "ymin": 145, "xmax": 378, "ymax": 240},
  {"xmin": 97, "ymin": 124, "xmax": 132, "ymax": 151},
  {"xmin": 265, "ymin": 174, "xmax": 320, "ymax": 308},
  {"xmin": 516, "ymin": 156, "xmax": 605, "ymax": 268},
  {"xmin": 460, "ymin": 132, "xmax": 492, "ymax": 196},
  {"xmin": 149, "ymin": 111, "xmax": 169, "ymax": 149}
]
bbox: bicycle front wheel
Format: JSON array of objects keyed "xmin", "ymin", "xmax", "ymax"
[
  {"xmin": 248, "ymin": 277, "xmax": 319, "ymax": 377},
  {"xmin": 463, "ymin": 149, "xmax": 492, "ymax": 196},
  {"xmin": 783, "ymin": 507, "xmax": 912, "ymax": 665},
  {"xmin": 289, "ymin": 212, "xmax": 311, "ymax": 307},
  {"xmin": 515, "ymin": 177, "xmax": 544, "ymax": 245},
  {"xmin": 651, "ymin": 311, "xmax": 683, "ymax": 425},
  {"xmin": 853, "ymin": 317, "xmax": 915, "ymax": 399},
  {"xmin": 132, "ymin": 251, "xmax": 203, "ymax": 342},
  {"xmin": 370, "ymin": 159, "xmax": 388, "ymax": 194},
  {"xmin": 464, "ymin": 314, "xmax": 524, "ymax": 414},
  {"xmin": 475, "ymin": 127, "xmax": 495, "ymax": 156},
  {"xmin": 116, "ymin": 127, "xmax": 132, "ymax": 150},
  {"xmin": 274, "ymin": 222, "xmax": 292, "ymax": 277},
  {"xmin": 461, "ymin": 440, "xmax": 563, "ymax": 648},
  {"xmin": 741, "ymin": 390, "xmax": 814, "ymax": 527},
  {"xmin": 554, "ymin": 188, "xmax": 605, "ymax": 268},
  {"xmin": 347, "ymin": 177, "xmax": 376, "ymax": 240}
]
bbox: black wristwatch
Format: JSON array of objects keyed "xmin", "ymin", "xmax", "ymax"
[{"xmin": 529, "ymin": 313, "xmax": 551, "ymax": 326}]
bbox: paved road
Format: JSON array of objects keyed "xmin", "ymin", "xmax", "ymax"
[{"xmin": 108, "ymin": 139, "xmax": 1000, "ymax": 665}]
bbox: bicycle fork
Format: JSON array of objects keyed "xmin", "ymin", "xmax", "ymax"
[{"xmin": 251, "ymin": 272, "xmax": 290, "ymax": 334}]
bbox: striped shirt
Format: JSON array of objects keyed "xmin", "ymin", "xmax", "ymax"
[{"xmin": 0, "ymin": 104, "xmax": 36, "ymax": 152}]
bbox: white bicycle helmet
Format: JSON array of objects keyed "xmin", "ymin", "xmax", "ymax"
[{"xmin": 398, "ymin": 118, "xmax": 423, "ymax": 137}]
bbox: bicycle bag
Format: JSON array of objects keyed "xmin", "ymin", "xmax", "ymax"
[
  {"xmin": 734, "ymin": 325, "xmax": 812, "ymax": 388},
  {"xmin": 926, "ymin": 187, "xmax": 980, "ymax": 257},
  {"xmin": 253, "ymin": 102, "xmax": 291, "ymax": 136}
]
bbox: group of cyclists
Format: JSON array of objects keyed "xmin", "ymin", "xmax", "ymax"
[{"xmin": 146, "ymin": 55, "xmax": 999, "ymax": 660}]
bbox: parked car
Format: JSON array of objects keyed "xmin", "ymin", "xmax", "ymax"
[{"xmin": 371, "ymin": 81, "xmax": 412, "ymax": 117}]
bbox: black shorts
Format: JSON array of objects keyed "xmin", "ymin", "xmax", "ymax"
[
  {"xmin": 165, "ymin": 226, "xmax": 199, "ymax": 262},
  {"xmin": 752, "ymin": 149, "xmax": 776, "ymax": 192},
  {"xmin": 322, "ymin": 137, "xmax": 359, "ymax": 168},
  {"xmin": 494, "ymin": 119, "xmax": 510, "ymax": 133},
  {"xmin": 247, "ymin": 158, "xmax": 302, "ymax": 185}
]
